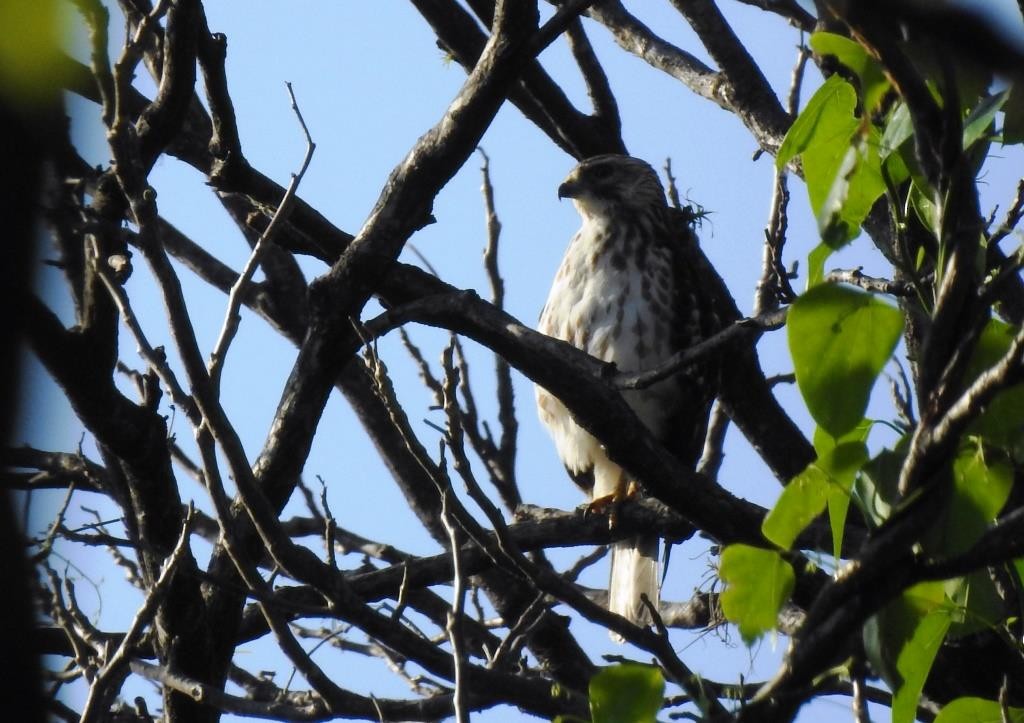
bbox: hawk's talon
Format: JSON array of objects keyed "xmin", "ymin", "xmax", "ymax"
[
  {"xmin": 586, "ymin": 494, "xmax": 620, "ymax": 529},
  {"xmin": 585, "ymin": 493, "xmax": 617, "ymax": 518},
  {"xmin": 586, "ymin": 482, "xmax": 639, "ymax": 530}
]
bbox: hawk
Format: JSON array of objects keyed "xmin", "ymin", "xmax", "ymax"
[{"xmin": 536, "ymin": 154, "xmax": 716, "ymax": 634}]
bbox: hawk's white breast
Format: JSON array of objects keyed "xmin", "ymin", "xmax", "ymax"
[{"xmin": 536, "ymin": 213, "xmax": 682, "ymax": 491}]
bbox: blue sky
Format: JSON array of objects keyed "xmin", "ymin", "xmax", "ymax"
[{"xmin": 23, "ymin": 1, "xmax": 1024, "ymax": 720}]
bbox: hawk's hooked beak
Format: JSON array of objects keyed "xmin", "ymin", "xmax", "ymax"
[{"xmin": 557, "ymin": 179, "xmax": 582, "ymax": 200}]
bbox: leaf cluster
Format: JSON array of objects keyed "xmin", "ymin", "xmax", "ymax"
[{"xmin": 720, "ymin": 21, "xmax": 1024, "ymax": 722}]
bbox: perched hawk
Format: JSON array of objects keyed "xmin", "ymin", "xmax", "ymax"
[{"xmin": 536, "ymin": 154, "xmax": 716, "ymax": 634}]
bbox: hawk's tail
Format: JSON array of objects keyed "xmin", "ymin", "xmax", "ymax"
[{"xmin": 608, "ymin": 534, "xmax": 660, "ymax": 643}]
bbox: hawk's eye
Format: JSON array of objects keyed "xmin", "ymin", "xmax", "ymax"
[{"xmin": 589, "ymin": 164, "xmax": 613, "ymax": 180}]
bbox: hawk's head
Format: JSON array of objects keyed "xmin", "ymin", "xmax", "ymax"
[{"xmin": 557, "ymin": 155, "xmax": 667, "ymax": 219}]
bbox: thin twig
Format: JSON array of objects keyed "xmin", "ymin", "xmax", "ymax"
[
  {"xmin": 81, "ymin": 508, "xmax": 143, "ymax": 588},
  {"xmin": 478, "ymin": 149, "xmax": 504, "ymax": 311},
  {"xmin": 87, "ymin": 236, "xmax": 197, "ymax": 419},
  {"xmin": 68, "ymin": 0, "xmax": 115, "ymax": 125},
  {"xmin": 31, "ymin": 482, "xmax": 76, "ymax": 563},
  {"xmin": 79, "ymin": 504, "xmax": 196, "ymax": 723},
  {"xmin": 981, "ymin": 242, "xmax": 1024, "ymax": 311},
  {"xmin": 487, "ymin": 591, "xmax": 548, "ymax": 669},
  {"xmin": 477, "ymin": 150, "xmax": 519, "ymax": 507},
  {"xmin": 852, "ymin": 659, "xmax": 872, "ymax": 723},
  {"xmin": 786, "ymin": 39, "xmax": 810, "ymax": 119},
  {"xmin": 208, "ymin": 81, "xmax": 316, "ymax": 393},
  {"xmin": 1000, "ymin": 675, "xmax": 1012, "ymax": 723},
  {"xmin": 754, "ymin": 170, "xmax": 793, "ymax": 314},
  {"xmin": 923, "ymin": 322, "xmax": 1024, "ymax": 459},
  {"xmin": 130, "ymin": 659, "xmax": 330, "ymax": 719},
  {"xmin": 990, "ymin": 179, "xmax": 1024, "ymax": 247},
  {"xmin": 887, "ymin": 360, "xmax": 917, "ymax": 429},
  {"xmin": 616, "ymin": 308, "xmax": 787, "ymax": 390},
  {"xmin": 43, "ymin": 567, "xmax": 95, "ymax": 681},
  {"xmin": 399, "ymin": 328, "xmax": 445, "ymax": 402},
  {"xmin": 824, "ymin": 268, "xmax": 912, "ymax": 296},
  {"xmin": 440, "ymin": 488, "xmax": 469, "ymax": 723},
  {"xmin": 195, "ymin": 419, "xmax": 354, "ymax": 708},
  {"xmin": 531, "ymin": 0, "xmax": 598, "ymax": 55},
  {"xmin": 643, "ymin": 598, "xmax": 730, "ymax": 720},
  {"xmin": 320, "ymin": 480, "xmax": 337, "ymax": 570},
  {"xmin": 664, "ymin": 157, "xmax": 683, "ymax": 211},
  {"xmin": 110, "ymin": 0, "xmax": 171, "ymax": 128},
  {"xmin": 697, "ymin": 401, "xmax": 730, "ymax": 482},
  {"xmin": 754, "ymin": 40, "xmax": 807, "ymax": 314},
  {"xmin": 563, "ymin": 546, "xmax": 609, "ymax": 583},
  {"xmin": 440, "ymin": 347, "xmax": 532, "ymax": 580},
  {"xmin": 733, "ymin": 0, "xmax": 815, "ymax": 30},
  {"xmin": 169, "ymin": 441, "xmax": 203, "ymax": 482},
  {"xmin": 565, "ymin": 17, "xmax": 620, "ymax": 133}
]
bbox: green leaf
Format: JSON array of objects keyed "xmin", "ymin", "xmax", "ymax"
[
  {"xmin": 855, "ymin": 446, "xmax": 906, "ymax": 526},
  {"xmin": 817, "ymin": 129, "xmax": 888, "ymax": 248},
  {"xmin": 962, "ymin": 90, "xmax": 1009, "ymax": 150},
  {"xmin": 589, "ymin": 664, "xmax": 665, "ymax": 723},
  {"xmin": 924, "ymin": 441, "xmax": 1013, "ymax": 557},
  {"xmin": 845, "ymin": 129, "xmax": 888, "ymax": 222},
  {"xmin": 963, "ymin": 319, "xmax": 1024, "ymax": 451},
  {"xmin": 880, "ymin": 103, "xmax": 913, "ymax": 161},
  {"xmin": 909, "ymin": 180, "xmax": 940, "ymax": 238},
  {"xmin": 818, "ymin": 442, "xmax": 869, "ymax": 561},
  {"xmin": 925, "ymin": 436, "xmax": 1011, "ymax": 565},
  {"xmin": 788, "ymin": 284, "xmax": 904, "ymax": 438},
  {"xmin": 762, "ymin": 464, "xmax": 828, "ymax": 550},
  {"xmin": 810, "ymin": 32, "xmax": 890, "ymax": 112},
  {"xmin": 892, "ymin": 604, "xmax": 954, "ymax": 723},
  {"xmin": 934, "ymin": 697, "xmax": 1024, "ymax": 723},
  {"xmin": 720, "ymin": 545, "xmax": 795, "ymax": 644},
  {"xmin": 865, "ymin": 582, "xmax": 952, "ymax": 723},
  {"xmin": 877, "ymin": 103, "xmax": 912, "ymax": 190},
  {"xmin": 881, "ymin": 141, "xmax": 911, "ymax": 189},
  {"xmin": 799, "ymin": 114, "xmax": 858, "ymax": 215},
  {"xmin": 762, "ymin": 425, "xmax": 869, "ymax": 554},
  {"xmin": 944, "ymin": 570, "xmax": 1006, "ymax": 638},
  {"xmin": 777, "ymin": 75, "xmax": 858, "ymax": 172},
  {"xmin": 806, "ymin": 242, "xmax": 833, "ymax": 288},
  {"xmin": 778, "ymin": 74, "xmax": 886, "ymax": 252}
]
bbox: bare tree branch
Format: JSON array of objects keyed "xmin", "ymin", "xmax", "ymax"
[
  {"xmin": 585, "ymin": 0, "xmax": 790, "ymax": 153},
  {"xmin": 208, "ymin": 82, "xmax": 315, "ymax": 393}
]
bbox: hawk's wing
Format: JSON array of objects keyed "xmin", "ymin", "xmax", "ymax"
[
  {"xmin": 566, "ymin": 465, "xmax": 594, "ymax": 496},
  {"xmin": 665, "ymin": 208, "xmax": 735, "ymax": 467}
]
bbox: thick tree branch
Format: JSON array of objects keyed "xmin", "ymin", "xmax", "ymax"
[
  {"xmin": 585, "ymin": 0, "xmax": 790, "ymax": 153},
  {"xmin": 421, "ymin": 0, "xmax": 624, "ymax": 158},
  {"xmin": 669, "ymin": 0, "xmax": 791, "ymax": 151},
  {"xmin": 364, "ymin": 275, "xmax": 806, "ymax": 547}
]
